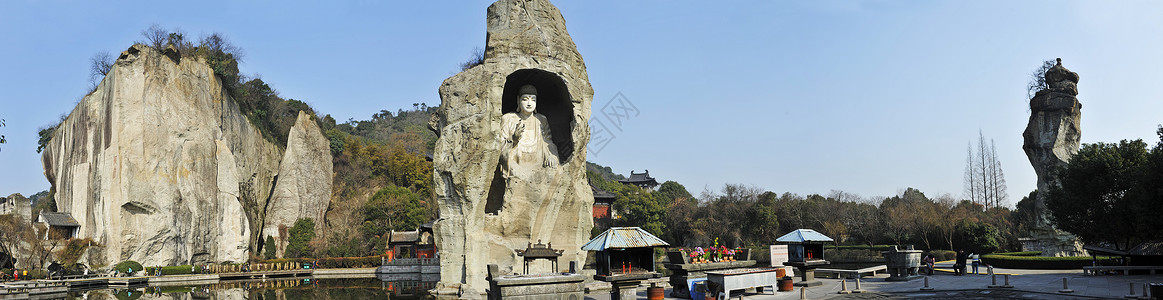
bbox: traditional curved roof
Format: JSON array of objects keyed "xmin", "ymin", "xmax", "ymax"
[
  {"xmin": 776, "ymin": 229, "xmax": 833, "ymax": 243},
  {"xmin": 39, "ymin": 212, "xmax": 79, "ymax": 227},
  {"xmin": 582, "ymin": 227, "xmax": 669, "ymax": 251}
]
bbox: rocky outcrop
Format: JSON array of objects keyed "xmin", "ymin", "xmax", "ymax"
[
  {"xmin": 1021, "ymin": 58, "xmax": 1085, "ymax": 257},
  {"xmin": 41, "ymin": 45, "xmax": 331, "ymax": 266},
  {"xmin": 264, "ymin": 111, "xmax": 333, "ymax": 257},
  {"xmin": 429, "ymin": 0, "xmax": 595, "ymax": 297}
]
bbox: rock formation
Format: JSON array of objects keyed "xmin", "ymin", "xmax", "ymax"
[
  {"xmin": 429, "ymin": 0, "xmax": 595, "ymax": 297},
  {"xmin": 1021, "ymin": 58, "xmax": 1085, "ymax": 257},
  {"xmin": 264, "ymin": 111, "xmax": 333, "ymax": 256},
  {"xmin": 41, "ymin": 44, "xmax": 331, "ymax": 266}
]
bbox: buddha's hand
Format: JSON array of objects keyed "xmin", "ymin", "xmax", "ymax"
[{"xmin": 511, "ymin": 123, "xmax": 525, "ymax": 142}]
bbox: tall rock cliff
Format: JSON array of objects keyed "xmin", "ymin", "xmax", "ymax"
[
  {"xmin": 1021, "ymin": 58, "xmax": 1085, "ymax": 257},
  {"xmin": 264, "ymin": 111, "xmax": 333, "ymax": 256},
  {"xmin": 41, "ymin": 45, "xmax": 331, "ymax": 266},
  {"xmin": 429, "ymin": 0, "xmax": 595, "ymax": 297}
]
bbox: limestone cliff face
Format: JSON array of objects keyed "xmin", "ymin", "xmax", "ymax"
[
  {"xmin": 41, "ymin": 45, "xmax": 331, "ymax": 266},
  {"xmin": 264, "ymin": 111, "xmax": 333, "ymax": 257},
  {"xmin": 430, "ymin": 0, "xmax": 595, "ymax": 296}
]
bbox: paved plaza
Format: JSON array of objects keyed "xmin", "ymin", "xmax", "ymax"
[{"xmin": 584, "ymin": 261, "xmax": 1163, "ymax": 299}]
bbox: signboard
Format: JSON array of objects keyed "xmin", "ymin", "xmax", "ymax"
[
  {"xmin": 770, "ymin": 245, "xmax": 788, "ymax": 267},
  {"xmin": 770, "ymin": 244, "xmax": 793, "ymax": 275}
]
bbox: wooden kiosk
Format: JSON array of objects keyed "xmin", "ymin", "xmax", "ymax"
[
  {"xmin": 777, "ymin": 229, "xmax": 833, "ymax": 287},
  {"xmin": 583, "ymin": 227, "xmax": 669, "ymax": 300}
]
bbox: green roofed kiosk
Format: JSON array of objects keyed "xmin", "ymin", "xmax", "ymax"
[
  {"xmin": 777, "ymin": 229, "xmax": 833, "ymax": 287},
  {"xmin": 583, "ymin": 227, "xmax": 669, "ymax": 300}
]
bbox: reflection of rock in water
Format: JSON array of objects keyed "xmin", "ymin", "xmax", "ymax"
[{"xmin": 74, "ymin": 278, "xmax": 431, "ymax": 300}]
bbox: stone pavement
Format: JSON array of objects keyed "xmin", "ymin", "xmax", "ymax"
[{"xmin": 583, "ymin": 262, "xmax": 1163, "ymax": 299}]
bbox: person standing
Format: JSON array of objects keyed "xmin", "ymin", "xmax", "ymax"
[
  {"xmin": 955, "ymin": 250, "xmax": 968, "ymax": 276},
  {"xmin": 971, "ymin": 253, "xmax": 980, "ymax": 274}
]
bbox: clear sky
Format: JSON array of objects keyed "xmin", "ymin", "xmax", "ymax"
[{"xmin": 2, "ymin": 1, "xmax": 1161, "ymax": 206}]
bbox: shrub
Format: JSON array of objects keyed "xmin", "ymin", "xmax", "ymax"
[
  {"xmin": 55, "ymin": 238, "xmax": 95, "ymax": 266},
  {"xmin": 284, "ymin": 218, "xmax": 316, "ymax": 258},
  {"xmin": 981, "ymin": 254, "xmax": 1116, "ymax": 269},
  {"xmin": 25, "ymin": 269, "xmax": 47, "ymax": 279},
  {"xmin": 264, "ymin": 236, "xmax": 277, "ymax": 260},
  {"xmin": 991, "ymin": 251, "xmax": 1041, "ymax": 256},
  {"xmin": 316, "ymin": 255, "xmax": 387, "ymax": 268},
  {"xmin": 145, "ymin": 265, "xmax": 203, "ymax": 276},
  {"xmin": 824, "ymin": 249, "xmax": 883, "ymax": 263},
  {"xmin": 459, "ymin": 47, "xmax": 485, "ymax": 71},
  {"xmin": 929, "ymin": 250, "xmax": 956, "ymax": 261},
  {"xmin": 832, "ymin": 244, "xmax": 896, "ymax": 251},
  {"xmin": 115, "ymin": 260, "xmax": 143, "ymax": 275}
]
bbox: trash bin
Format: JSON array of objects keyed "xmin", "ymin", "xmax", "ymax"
[
  {"xmin": 689, "ymin": 280, "xmax": 707, "ymax": 300},
  {"xmin": 778, "ymin": 276, "xmax": 794, "ymax": 292}
]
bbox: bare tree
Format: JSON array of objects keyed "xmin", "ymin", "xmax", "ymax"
[
  {"xmin": 0, "ymin": 119, "xmax": 6, "ymax": 152},
  {"xmin": 459, "ymin": 47, "xmax": 485, "ymax": 71},
  {"xmin": 964, "ymin": 131, "xmax": 1009, "ymax": 208},
  {"xmin": 199, "ymin": 32, "xmax": 244, "ymax": 61},
  {"xmin": 1026, "ymin": 59, "xmax": 1056, "ymax": 100},
  {"xmin": 139, "ymin": 24, "xmax": 168, "ymax": 50},
  {"xmin": 89, "ymin": 51, "xmax": 114, "ymax": 83},
  {"xmin": 988, "ymin": 140, "xmax": 1008, "ymax": 207},
  {"xmin": 964, "ymin": 143, "xmax": 981, "ymax": 205}
]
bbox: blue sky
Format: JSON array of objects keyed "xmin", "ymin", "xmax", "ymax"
[{"xmin": 2, "ymin": 1, "xmax": 1161, "ymax": 206}]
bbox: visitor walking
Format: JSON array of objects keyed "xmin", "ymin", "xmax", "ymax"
[
  {"xmin": 955, "ymin": 250, "xmax": 967, "ymax": 276},
  {"xmin": 970, "ymin": 253, "xmax": 980, "ymax": 274}
]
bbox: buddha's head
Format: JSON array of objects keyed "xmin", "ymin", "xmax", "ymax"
[{"xmin": 517, "ymin": 84, "xmax": 538, "ymax": 115}]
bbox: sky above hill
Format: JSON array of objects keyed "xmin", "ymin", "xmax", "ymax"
[{"xmin": 2, "ymin": 1, "xmax": 1161, "ymax": 206}]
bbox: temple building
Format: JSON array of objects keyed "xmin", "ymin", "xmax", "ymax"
[
  {"xmin": 591, "ymin": 184, "xmax": 617, "ymax": 232},
  {"xmin": 37, "ymin": 212, "xmax": 79, "ymax": 240},
  {"xmin": 387, "ymin": 222, "xmax": 436, "ymax": 259},
  {"xmin": 618, "ymin": 170, "xmax": 659, "ymax": 189}
]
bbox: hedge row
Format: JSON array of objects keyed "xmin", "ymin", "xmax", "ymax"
[
  {"xmin": 115, "ymin": 261, "xmax": 143, "ymax": 275},
  {"xmin": 260, "ymin": 255, "xmax": 387, "ymax": 268},
  {"xmin": 991, "ymin": 251, "xmax": 1041, "ymax": 256},
  {"xmin": 930, "ymin": 250, "xmax": 956, "ymax": 261},
  {"xmin": 1, "ymin": 269, "xmax": 47, "ymax": 280},
  {"xmin": 144, "ymin": 265, "xmax": 202, "ymax": 276},
  {"xmin": 981, "ymin": 254, "xmax": 1116, "ymax": 269},
  {"xmin": 832, "ymin": 245, "xmax": 896, "ymax": 251}
]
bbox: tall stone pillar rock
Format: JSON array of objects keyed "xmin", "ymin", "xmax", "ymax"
[
  {"xmin": 429, "ymin": 0, "xmax": 595, "ymax": 297},
  {"xmin": 1021, "ymin": 58, "xmax": 1085, "ymax": 257}
]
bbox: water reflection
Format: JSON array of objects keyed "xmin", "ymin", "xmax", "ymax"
[{"xmin": 61, "ymin": 278, "xmax": 434, "ymax": 300}]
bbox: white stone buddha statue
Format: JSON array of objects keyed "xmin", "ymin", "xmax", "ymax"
[{"xmin": 500, "ymin": 84, "xmax": 559, "ymax": 179}]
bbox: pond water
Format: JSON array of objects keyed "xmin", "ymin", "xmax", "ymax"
[{"xmin": 58, "ymin": 277, "xmax": 433, "ymax": 300}]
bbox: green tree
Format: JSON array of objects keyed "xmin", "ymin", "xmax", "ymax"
[
  {"xmin": 743, "ymin": 191, "xmax": 780, "ymax": 246},
  {"xmin": 284, "ymin": 218, "xmax": 316, "ymax": 258},
  {"xmin": 1046, "ymin": 138, "xmax": 1161, "ymax": 250},
  {"xmin": 655, "ymin": 181, "xmax": 693, "ymax": 206},
  {"xmin": 361, "ymin": 186, "xmax": 430, "ymax": 248},
  {"xmin": 957, "ymin": 221, "xmax": 1000, "ymax": 253},
  {"xmin": 613, "ymin": 189, "xmax": 666, "ymax": 238},
  {"xmin": 263, "ymin": 236, "xmax": 277, "ymax": 260}
]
